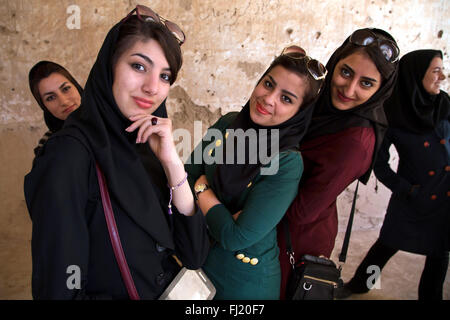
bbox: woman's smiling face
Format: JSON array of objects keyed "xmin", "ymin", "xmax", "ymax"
[
  {"xmin": 112, "ymin": 39, "xmax": 172, "ymax": 119},
  {"xmin": 330, "ymin": 51, "xmax": 382, "ymax": 110},
  {"xmin": 38, "ymin": 72, "xmax": 81, "ymax": 120},
  {"xmin": 249, "ymin": 65, "xmax": 308, "ymax": 126},
  {"xmin": 422, "ymin": 56, "xmax": 445, "ymax": 95}
]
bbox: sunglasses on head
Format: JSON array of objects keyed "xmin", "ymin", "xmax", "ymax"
[
  {"xmin": 122, "ymin": 5, "xmax": 186, "ymax": 45},
  {"xmin": 281, "ymin": 45, "xmax": 328, "ymax": 81},
  {"xmin": 349, "ymin": 29, "xmax": 399, "ymax": 63}
]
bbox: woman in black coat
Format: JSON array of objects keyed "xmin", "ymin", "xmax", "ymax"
[
  {"xmin": 341, "ymin": 49, "xmax": 449, "ymax": 300},
  {"xmin": 24, "ymin": 5, "xmax": 209, "ymax": 299}
]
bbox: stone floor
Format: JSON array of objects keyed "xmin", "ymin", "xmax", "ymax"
[
  {"xmin": 1, "ymin": 226, "xmax": 448, "ymax": 300},
  {"xmin": 331, "ymin": 229, "xmax": 450, "ymax": 300}
]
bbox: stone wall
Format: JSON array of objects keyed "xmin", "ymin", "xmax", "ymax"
[{"xmin": 0, "ymin": 0, "xmax": 448, "ymax": 248}]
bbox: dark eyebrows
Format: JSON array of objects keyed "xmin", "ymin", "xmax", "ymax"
[
  {"xmin": 342, "ymin": 64, "xmax": 354, "ymax": 75},
  {"xmin": 132, "ymin": 53, "xmax": 153, "ymax": 66},
  {"xmin": 43, "ymin": 82, "xmax": 69, "ymax": 96},
  {"xmin": 343, "ymin": 64, "xmax": 378, "ymax": 82},
  {"xmin": 361, "ymin": 76, "xmax": 378, "ymax": 82},
  {"xmin": 267, "ymin": 75, "xmax": 298, "ymax": 100},
  {"xmin": 131, "ymin": 53, "xmax": 171, "ymax": 73}
]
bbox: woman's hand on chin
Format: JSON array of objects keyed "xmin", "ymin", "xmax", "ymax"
[{"xmin": 126, "ymin": 114, "xmax": 180, "ymax": 165}]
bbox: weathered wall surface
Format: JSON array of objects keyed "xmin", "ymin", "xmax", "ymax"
[{"xmin": 0, "ymin": 0, "xmax": 449, "ymax": 298}]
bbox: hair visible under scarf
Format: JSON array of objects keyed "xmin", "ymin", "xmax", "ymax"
[
  {"xmin": 304, "ymin": 28, "xmax": 399, "ymax": 184},
  {"xmin": 57, "ymin": 16, "xmax": 181, "ymax": 249},
  {"xmin": 384, "ymin": 49, "xmax": 449, "ymax": 134},
  {"xmin": 211, "ymin": 55, "xmax": 320, "ymax": 208},
  {"xmin": 28, "ymin": 61, "xmax": 83, "ymax": 132}
]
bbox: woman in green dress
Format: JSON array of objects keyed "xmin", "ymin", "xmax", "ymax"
[{"xmin": 185, "ymin": 46, "xmax": 326, "ymax": 299}]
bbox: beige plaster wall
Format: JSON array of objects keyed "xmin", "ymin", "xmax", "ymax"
[{"xmin": 0, "ymin": 0, "xmax": 449, "ymax": 298}]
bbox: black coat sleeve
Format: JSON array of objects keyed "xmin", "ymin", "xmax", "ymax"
[
  {"xmin": 24, "ymin": 136, "xmax": 111, "ymax": 300},
  {"xmin": 373, "ymin": 129, "xmax": 414, "ymax": 197},
  {"xmin": 172, "ymin": 207, "xmax": 210, "ymax": 269}
]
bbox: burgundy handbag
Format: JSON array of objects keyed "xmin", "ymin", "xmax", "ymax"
[{"xmin": 95, "ymin": 162, "xmax": 140, "ymax": 300}]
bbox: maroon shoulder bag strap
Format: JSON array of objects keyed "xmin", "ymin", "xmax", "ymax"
[{"xmin": 95, "ymin": 162, "xmax": 140, "ymax": 300}]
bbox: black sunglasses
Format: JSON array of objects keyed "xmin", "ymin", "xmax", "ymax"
[{"xmin": 349, "ymin": 29, "xmax": 399, "ymax": 63}]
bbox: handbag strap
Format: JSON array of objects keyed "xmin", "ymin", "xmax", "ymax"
[
  {"xmin": 283, "ymin": 180, "xmax": 360, "ymax": 266},
  {"xmin": 338, "ymin": 180, "xmax": 359, "ymax": 263},
  {"xmin": 95, "ymin": 162, "xmax": 140, "ymax": 300},
  {"xmin": 283, "ymin": 216, "xmax": 296, "ymax": 269}
]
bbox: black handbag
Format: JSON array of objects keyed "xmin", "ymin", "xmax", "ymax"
[
  {"xmin": 285, "ymin": 254, "xmax": 342, "ymax": 300},
  {"xmin": 284, "ymin": 181, "xmax": 360, "ymax": 300}
]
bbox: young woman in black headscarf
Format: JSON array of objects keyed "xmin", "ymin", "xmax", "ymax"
[
  {"xmin": 341, "ymin": 49, "xmax": 449, "ymax": 300},
  {"xmin": 24, "ymin": 5, "xmax": 209, "ymax": 299},
  {"xmin": 185, "ymin": 46, "xmax": 326, "ymax": 299},
  {"xmin": 276, "ymin": 28, "xmax": 400, "ymax": 299},
  {"xmin": 28, "ymin": 61, "xmax": 83, "ymax": 157}
]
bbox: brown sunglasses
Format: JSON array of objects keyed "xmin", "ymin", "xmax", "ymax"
[
  {"xmin": 281, "ymin": 45, "xmax": 328, "ymax": 81},
  {"xmin": 121, "ymin": 4, "xmax": 186, "ymax": 45}
]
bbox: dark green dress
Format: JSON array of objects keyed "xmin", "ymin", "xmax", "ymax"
[{"xmin": 185, "ymin": 113, "xmax": 303, "ymax": 299}]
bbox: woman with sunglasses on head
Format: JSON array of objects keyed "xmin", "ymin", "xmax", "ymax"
[
  {"xmin": 340, "ymin": 50, "xmax": 449, "ymax": 300},
  {"xmin": 28, "ymin": 61, "xmax": 83, "ymax": 159},
  {"xmin": 24, "ymin": 5, "xmax": 209, "ymax": 299},
  {"xmin": 276, "ymin": 28, "xmax": 400, "ymax": 299},
  {"xmin": 184, "ymin": 46, "xmax": 326, "ymax": 299}
]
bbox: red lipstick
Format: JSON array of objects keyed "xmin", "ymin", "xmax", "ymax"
[
  {"xmin": 337, "ymin": 91, "xmax": 353, "ymax": 103},
  {"xmin": 256, "ymin": 102, "xmax": 271, "ymax": 115},
  {"xmin": 133, "ymin": 97, "xmax": 154, "ymax": 109}
]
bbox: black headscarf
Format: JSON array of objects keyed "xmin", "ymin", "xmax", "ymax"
[
  {"xmin": 59, "ymin": 19, "xmax": 174, "ymax": 249},
  {"xmin": 304, "ymin": 28, "xmax": 399, "ymax": 184},
  {"xmin": 384, "ymin": 49, "xmax": 450, "ymax": 133},
  {"xmin": 212, "ymin": 69, "xmax": 316, "ymax": 205},
  {"xmin": 28, "ymin": 61, "xmax": 84, "ymax": 132}
]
